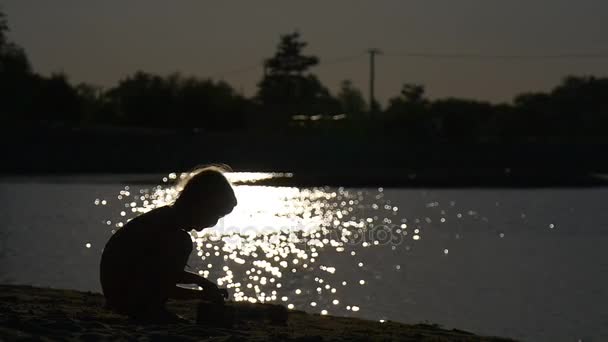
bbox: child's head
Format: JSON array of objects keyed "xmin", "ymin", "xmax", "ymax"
[{"xmin": 173, "ymin": 165, "xmax": 237, "ymax": 230}]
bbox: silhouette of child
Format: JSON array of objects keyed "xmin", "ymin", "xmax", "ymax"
[{"xmin": 100, "ymin": 166, "xmax": 237, "ymax": 322}]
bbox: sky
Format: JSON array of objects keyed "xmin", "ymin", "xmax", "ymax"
[{"xmin": 3, "ymin": 0, "xmax": 608, "ymax": 104}]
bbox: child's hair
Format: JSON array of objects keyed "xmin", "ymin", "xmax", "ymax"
[{"xmin": 173, "ymin": 164, "xmax": 237, "ymax": 210}]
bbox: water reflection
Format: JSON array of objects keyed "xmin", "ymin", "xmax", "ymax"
[
  {"xmin": 94, "ymin": 173, "xmax": 420, "ymax": 315},
  {"xmin": 94, "ymin": 172, "xmax": 534, "ymax": 318}
]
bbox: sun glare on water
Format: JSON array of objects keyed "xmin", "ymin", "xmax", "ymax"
[
  {"xmin": 94, "ymin": 172, "xmax": 415, "ymax": 316},
  {"xmin": 93, "ymin": 172, "xmax": 556, "ymax": 318}
]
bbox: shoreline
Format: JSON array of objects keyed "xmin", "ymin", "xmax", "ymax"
[
  {"xmin": 2, "ymin": 126, "xmax": 608, "ymax": 189},
  {"xmin": 0, "ymin": 284, "xmax": 515, "ymax": 341},
  {"xmin": 1, "ymin": 170, "xmax": 606, "ymax": 188}
]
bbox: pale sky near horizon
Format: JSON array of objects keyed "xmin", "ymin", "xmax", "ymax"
[{"xmin": 3, "ymin": 0, "xmax": 608, "ymax": 104}]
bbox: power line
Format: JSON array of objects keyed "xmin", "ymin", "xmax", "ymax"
[
  {"xmin": 209, "ymin": 53, "xmax": 365, "ymax": 79},
  {"xmin": 384, "ymin": 52, "xmax": 608, "ymax": 60},
  {"xmin": 204, "ymin": 49, "xmax": 607, "ymax": 92},
  {"xmin": 205, "ymin": 50, "xmax": 608, "ymax": 79},
  {"xmin": 316, "ymin": 53, "xmax": 366, "ymax": 68}
]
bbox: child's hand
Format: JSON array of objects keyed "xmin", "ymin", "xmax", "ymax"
[
  {"xmin": 205, "ymin": 287, "xmax": 227, "ymax": 304},
  {"xmin": 218, "ymin": 288, "xmax": 229, "ymax": 299}
]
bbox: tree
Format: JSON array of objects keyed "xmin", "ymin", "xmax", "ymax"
[
  {"xmin": 0, "ymin": 9, "xmax": 30, "ymax": 74},
  {"xmin": 400, "ymin": 84, "xmax": 426, "ymax": 104},
  {"xmin": 509, "ymin": 76, "xmax": 608, "ymax": 141},
  {"xmin": 0, "ymin": 10, "xmax": 8, "ymax": 48},
  {"xmin": 28, "ymin": 73, "xmax": 83, "ymax": 123},
  {"xmin": 106, "ymin": 71, "xmax": 178, "ymax": 126},
  {"xmin": 176, "ymin": 77, "xmax": 249, "ymax": 131},
  {"xmin": 428, "ymin": 98, "xmax": 495, "ymax": 142},
  {"xmin": 76, "ymin": 83, "xmax": 109, "ymax": 124},
  {"xmin": 1, "ymin": 9, "xmax": 34, "ymax": 121},
  {"xmin": 257, "ymin": 31, "xmax": 339, "ymax": 122},
  {"xmin": 381, "ymin": 83, "xmax": 431, "ymax": 138},
  {"xmin": 337, "ymin": 80, "xmax": 366, "ymax": 118},
  {"xmin": 106, "ymin": 72, "xmax": 249, "ymax": 130},
  {"xmin": 384, "ymin": 83, "xmax": 429, "ymax": 118},
  {"xmin": 263, "ymin": 31, "xmax": 319, "ymax": 77}
]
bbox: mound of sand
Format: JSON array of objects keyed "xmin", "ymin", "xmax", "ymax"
[{"xmin": 0, "ymin": 285, "xmax": 514, "ymax": 341}]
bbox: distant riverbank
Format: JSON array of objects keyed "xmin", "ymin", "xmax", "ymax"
[{"xmin": 3, "ymin": 125, "xmax": 607, "ymax": 187}]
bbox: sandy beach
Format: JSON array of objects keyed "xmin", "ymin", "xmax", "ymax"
[{"xmin": 0, "ymin": 285, "xmax": 515, "ymax": 341}]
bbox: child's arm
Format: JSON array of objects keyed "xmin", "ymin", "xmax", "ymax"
[
  {"xmin": 178, "ymin": 270, "xmax": 222, "ymax": 291},
  {"xmin": 178, "ymin": 270, "xmax": 229, "ymax": 300},
  {"xmin": 170, "ymin": 285, "xmax": 206, "ymax": 300},
  {"xmin": 169, "ymin": 285, "xmax": 224, "ymax": 302}
]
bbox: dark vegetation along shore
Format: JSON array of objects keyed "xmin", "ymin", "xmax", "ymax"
[
  {"xmin": 3, "ymin": 125, "xmax": 607, "ymax": 187},
  {"xmin": 0, "ymin": 285, "xmax": 515, "ymax": 341},
  {"xmin": 1, "ymin": 10, "xmax": 607, "ymax": 186}
]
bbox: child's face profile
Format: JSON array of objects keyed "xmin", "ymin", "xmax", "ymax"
[
  {"xmin": 174, "ymin": 171, "xmax": 237, "ymax": 231},
  {"xmin": 188, "ymin": 198, "xmax": 236, "ymax": 232}
]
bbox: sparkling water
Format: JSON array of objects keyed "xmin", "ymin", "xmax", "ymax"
[{"xmin": 1, "ymin": 174, "xmax": 607, "ymax": 341}]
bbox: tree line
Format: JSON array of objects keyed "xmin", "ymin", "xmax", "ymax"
[{"xmin": 1, "ymin": 10, "xmax": 607, "ymax": 142}]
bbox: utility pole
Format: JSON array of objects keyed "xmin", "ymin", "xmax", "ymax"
[{"xmin": 367, "ymin": 48, "xmax": 382, "ymax": 114}]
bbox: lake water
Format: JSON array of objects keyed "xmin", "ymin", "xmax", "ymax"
[{"xmin": 1, "ymin": 173, "xmax": 607, "ymax": 342}]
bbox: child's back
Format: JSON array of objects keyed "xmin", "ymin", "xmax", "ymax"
[{"xmin": 100, "ymin": 206, "xmax": 192, "ymax": 316}]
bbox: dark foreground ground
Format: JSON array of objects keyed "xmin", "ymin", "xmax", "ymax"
[{"xmin": 0, "ymin": 285, "xmax": 515, "ymax": 341}]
